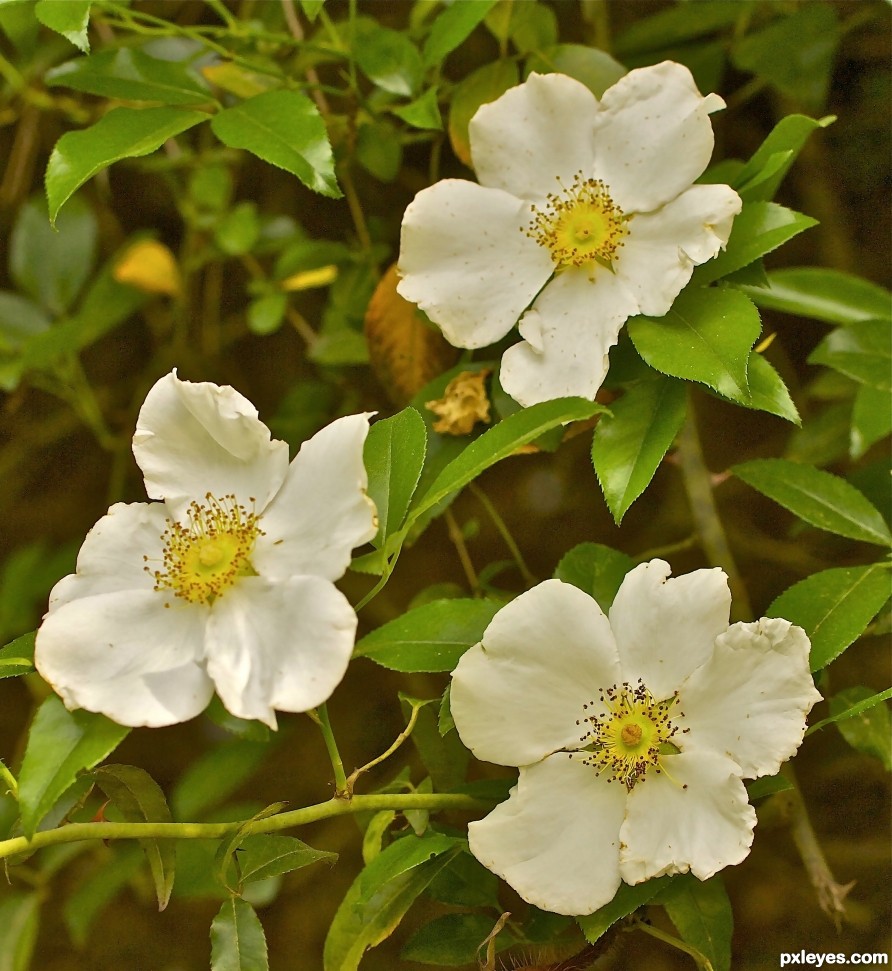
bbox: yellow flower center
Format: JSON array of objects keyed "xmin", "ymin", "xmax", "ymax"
[
  {"xmin": 576, "ymin": 679, "xmax": 685, "ymax": 791},
  {"xmin": 147, "ymin": 494, "xmax": 263, "ymax": 605},
  {"xmin": 526, "ymin": 172, "xmax": 628, "ymax": 269}
]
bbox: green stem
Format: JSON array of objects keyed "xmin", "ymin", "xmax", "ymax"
[
  {"xmin": 676, "ymin": 395, "xmax": 752, "ymax": 621},
  {"xmin": 469, "ymin": 483, "xmax": 536, "ymax": 587},
  {"xmin": 0, "ymin": 760, "xmax": 18, "ymax": 798},
  {"xmin": 308, "ymin": 704, "xmax": 348, "ymax": 796},
  {"xmin": 0, "ymin": 794, "xmax": 489, "ymax": 862}
]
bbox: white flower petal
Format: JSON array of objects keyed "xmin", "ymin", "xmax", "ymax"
[
  {"xmin": 48, "ymin": 502, "xmax": 168, "ymax": 610},
  {"xmin": 35, "ymin": 590, "xmax": 212, "ymax": 727},
  {"xmin": 609, "ymin": 560, "xmax": 731, "ymax": 700},
  {"xmin": 451, "ymin": 579, "xmax": 621, "ymax": 767},
  {"xmin": 619, "ymin": 750, "xmax": 755, "ymax": 883},
  {"xmin": 500, "ymin": 268, "xmax": 639, "ymax": 406},
  {"xmin": 469, "ymin": 754, "xmax": 626, "ymax": 916},
  {"xmin": 616, "ymin": 184, "xmax": 742, "ymax": 316},
  {"xmin": 253, "ymin": 414, "xmax": 377, "ymax": 583},
  {"xmin": 133, "ymin": 372, "xmax": 290, "ymax": 517},
  {"xmin": 397, "ymin": 180, "xmax": 554, "ymax": 348},
  {"xmin": 594, "ymin": 62, "xmax": 724, "ymax": 214},
  {"xmin": 470, "ymin": 72, "xmax": 599, "ymax": 202},
  {"xmin": 679, "ymin": 618, "xmax": 821, "ymax": 778},
  {"xmin": 205, "ymin": 576, "xmax": 357, "ymax": 728}
]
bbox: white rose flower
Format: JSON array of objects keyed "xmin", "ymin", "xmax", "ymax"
[
  {"xmin": 398, "ymin": 62, "xmax": 742, "ymax": 406},
  {"xmin": 35, "ymin": 372, "xmax": 377, "ymax": 729},
  {"xmin": 450, "ymin": 561, "xmax": 821, "ymax": 916}
]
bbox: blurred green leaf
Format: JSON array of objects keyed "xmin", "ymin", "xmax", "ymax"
[
  {"xmin": 354, "ymin": 598, "xmax": 500, "ymax": 673},
  {"xmin": 35, "ymin": 0, "xmax": 90, "ymax": 51},
  {"xmin": 215, "ymin": 201, "xmax": 261, "ymax": 256},
  {"xmin": 392, "ymin": 87, "xmax": 442, "ymax": 130},
  {"xmin": 768, "ymin": 564, "xmax": 892, "ymax": 671},
  {"xmin": 0, "ymin": 1, "xmax": 39, "ymax": 55},
  {"xmin": 732, "ymin": 458, "xmax": 891, "ymax": 547},
  {"xmin": 422, "ymin": 0, "xmax": 498, "ymax": 66},
  {"xmin": 525, "ymin": 43, "xmax": 626, "ymax": 97},
  {"xmin": 354, "ymin": 20, "xmax": 423, "ymax": 97},
  {"xmin": 210, "ymin": 898, "xmax": 268, "ymax": 971},
  {"xmin": 554, "ymin": 543, "xmax": 635, "ymax": 613},
  {"xmin": 356, "ymin": 120, "xmax": 402, "ymax": 182},
  {"xmin": 660, "ymin": 874, "xmax": 733, "ymax": 971},
  {"xmin": 809, "ymin": 319, "xmax": 892, "ymax": 391},
  {"xmin": 402, "ymin": 912, "xmax": 513, "ymax": 965},
  {"xmin": 46, "ymin": 48, "xmax": 211, "ymax": 104},
  {"xmin": 246, "ymin": 293, "xmax": 287, "ymax": 336},
  {"xmin": 578, "ymin": 876, "xmax": 671, "ymax": 943},
  {"xmin": 299, "ymin": 0, "xmax": 325, "ymax": 21},
  {"xmin": 93, "ymin": 764, "xmax": 176, "ymax": 911},
  {"xmin": 0, "ymin": 892, "xmax": 40, "ymax": 971},
  {"xmin": 63, "ymin": 844, "xmax": 143, "ymax": 947},
  {"xmin": 628, "ymin": 288, "xmax": 761, "ymax": 403},
  {"xmin": 733, "ymin": 268, "xmax": 891, "ymax": 326},
  {"xmin": 593, "ymin": 373, "xmax": 687, "ymax": 523},
  {"xmin": 851, "ymin": 385, "xmax": 892, "ymax": 459},
  {"xmin": 211, "ymin": 91, "xmax": 340, "ymax": 198},
  {"xmin": 172, "ymin": 737, "xmax": 271, "ymax": 821},
  {"xmin": 46, "ymin": 107, "xmax": 207, "ymax": 224},
  {"xmin": 614, "ymin": 0, "xmax": 751, "ymax": 56},
  {"xmin": 487, "ymin": 0, "xmax": 558, "ymax": 53},
  {"xmin": 692, "ymin": 203, "xmax": 817, "ymax": 286},
  {"xmin": 18, "ymin": 695, "xmax": 129, "ymax": 837},
  {"xmin": 448, "ymin": 59, "xmax": 518, "ymax": 166},
  {"xmin": 828, "ymin": 686, "xmax": 892, "ymax": 769}
]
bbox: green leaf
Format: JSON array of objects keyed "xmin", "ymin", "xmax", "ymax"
[
  {"xmin": 0, "ymin": 892, "xmax": 40, "ymax": 971},
  {"xmin": 851, "ymin": 385, "xmax": 892, "ymax": 459},
  {"xmin": 733, "ymin": 268, "xmax": 892, "ymax": 326},
  {"xmin": 215, "ymin": 201, "xmax": 261, "ymax": 256},
  {"xmin": 35, "ymin": 0, "xmax": 90, "ymax": 52},
  {"xmin": 63, "ymin": 844, "xmax": 143, "ymax": 947},
  {"xmin": 422, "ymin": 0, "xmax": 498, "ymax": 66},
  {"xmin": 732, "ymin": 458, "xmax": 891, "ymax": 547},
  {"xmin": 93, "ymin": 764, "xmax": 176, "ymax": 911},
  {"xmin": 487, "ymin": 0, "xmax": 558, "ymax": 54},
  {"xmin": 355, "ymin": 598, "xmax": 500, "ymax": 673},
  {"xmin": 553, "ymin": 543, "xmax": 635, "ymax": 613},
  {"xmin": 767, "ymin": 564, "xmax": 892, "ymax": 671},
  {"xmin": 808, "ymin": 684, "xmax": 892, "ymax": 736},
  {"xmin": 828, "ymin": 686, "xmax": 892, "ymax": 769},
  {"xmin": 46, "ymin": 48, "xmax": 211, "ymax": 104},
  {"xmin": 323, "ymin": 835, "xmax": 462, "ymax": 971},
  {"xmin": 447, "ymin": 59, "xmax": 519, "ymax": 166},
  {"xmin": 299, "ymin": 0, "xmax": 324, "ymax": 21},
  {"xmin": 614, "ymin": 0, "xmax": 751, "ymax": 56},
  {"xmin": 732, "ymin": 114, "xmax": 834, "ymax": 202},
  {"xmin": 354, "ymin": 20, "xmax": 423, "ymax": 97},
  {"xmin": 364, "ymin": 408, "xmax": 427, "ymax": 548},
  {"xmin": 525, "ymin": 43, "xmax": 626, "ymax": 97},
  {"xmin": 18, "ymin": 695, "xmax": 129, "ymax": 837},
  {"xmin": 406, "ymin": 397, "xmax": 605, "ymax": 529},
  {"xmin": 593, "ymin": 374, "xmax": 687, "ymax": 522},
  {"xmin": 172, "ymin": 737, "xmax": 271, "ymax": 820},
  {"xmin": 392, "ymin": 87, "xmax": 442, "ymax": 130},
  {"xmin": 0, "ymin": 631, "xmax": 35, "ymax": 679},
  {"xmin": 10, "ymin": 194, "xmax": 97, "ymax": 315},
  {"xmin": 731, "ymin": 2, "xmax": 839, "ymax": 110},
  {"xmin": 660, "ymin": 875, "xmax": 733, "ymax": 971},
  {"xmin": 356, "ymin": 120, "xmax": 402, "ymax": 182},
  {"xmin": 247, "ymin": 293, "xmax": 287, "ymax": 336},
  {"xmin": 402, "ymin": 694, "xmax": 469, "ymax": 792},
  {"xmin": 210, "ymin": 90, "xmax": 340, "ymax": 198},
  {"xmin": 426, "ymin": 848, "xmax": 500, "ymax": 908},
  {"xmin": 809, "ymin": 319, "xmax": 892, "ymax": 391},
  {"xmin": 401, "ymin": 912, "xmax": 512, "ymax": 965},
  {"xmin": 743, "ymin": 353, "xmax": 800, "ymax": 424},
  {"xmin": 746, "ymin": 774, "xmax": 793, "ymax": 800},
  {"xmin": 219, "ymin": 834, "xmax": 336, "ymax": 891},
  {"xmin": 693, "ymin": 203, "xmax": 817, "ymax": 287},
  {"xmin": 578, "ymin": 876, "xmax": 671, "ymax": 943},
  {"xmin": 628, "ymin": 288, "xmax": 761, "ymax": 402},
  {"xmin": 210, "ymin": 898, "xmax": 269, "ymax": 971},
  {"xmin": 46, "ymin": 106, "xmax": 207, "ymax": 224}
]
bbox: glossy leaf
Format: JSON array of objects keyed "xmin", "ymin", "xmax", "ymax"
[
  {"xmin": 553, "ymin": 543, "xmax": 636, "ymax": 613},
  {"xmin": 743, "ymin": 353, "xmax": 800, "ymax": 424},
  {"xmin": 18, "ymin": 695, "xmax": 129, "ymax": 837},
  {"xmin": 732, "ymin": 458, "xmax": 891, "ymax": 547},
  {"xmin": 93, "ymin": 764, "xmax": 176, "ymax": 911},
  {"xmin": 851, "ymin": 385, "xmax": 892, "ymax": 459},
  {"xmin": 364, "ymin": 408, "xmax": 427, "ymax": 548},
  {"xmin": 422, "ymin": 0, "xmax": 498, "ymax": 66},
  {"xmin": 323, "ymin": 834, "xmax": 462, "ymax": 971},
  {"xmin": 211, "ymin": 91, "xmax": 340, "ymax": 198},
  {"xmin": 578, "ymin": 876, "xmax": 672, "ymax": 943},
  {"xmin": 46, "ymin": 48, "xmax": 211, "ymax": 104},
  {"xmin": 693, "ymin": 203, "xmax": 817, "ymax": 286},
  {"xmin": 0, "ymin": 631, "xmax": 35, "ymax": 679},
  {"xmin": 733, "ymin": 268, "xmax": 891, "ymax": 326},
  {"xmin": 210, "ymin": 898, "xmax": 269, "ymax": 971},
  {"xmin": 354, "ymin": 598, "xmax": 500, "ymax": 673},
  {"xmin": 767, "ymin": 564, "xmax": 892, "ymax": 671},
  {"xmin": 35, "ymin": 0, "xmax": 90, "ymax": 52},
  {"xmin": 809, "ymin": 319, "xmax": 892, "ymax": 391},
  {"xmin": 660, "ymin": 875, "xmax": 733, "ymax": 971},
  {"xmin": 46, "ymin": 106, "xmax": 207, "ymax": 224},
  {"xmin": 593, "ymin": 374, "xmax": 687, "ymax": 522},
  {"xmin": 628, "ymin": 288, "xmax": 761, "ymax": 402}
]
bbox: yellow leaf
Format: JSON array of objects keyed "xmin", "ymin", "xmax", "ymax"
[
  {"xmin": 113, "ymin": 240, "xmax": 181, "ymax": 297},
  {"xmin": 280, "ymin": 265, "xmax": 338, "ymax": 292},
  {"xmin": 202, "ymin": 63, "xmax": 272, "ymax": 99}
]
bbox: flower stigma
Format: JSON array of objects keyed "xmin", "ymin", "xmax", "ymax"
[
  {"xmin": 575, "ymin": 679, "xmax": 685, "ymax": 791},
  {"xmin": 526, "ymin": 172, "xmax": 628, "ymax": 269},
  {"xmin": 147, "ymin": 494, "xmax": 263, "ymax": 605}
]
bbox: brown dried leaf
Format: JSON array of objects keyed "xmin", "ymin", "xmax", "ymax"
[{"xmin": 364, "ymin": 264, "xmax": 459, "ymax": 406}]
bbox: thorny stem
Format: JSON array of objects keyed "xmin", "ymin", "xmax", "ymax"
[
  {"xmin": 0, "ymin": 761, "xmax": 18, "ymax": 798},
  {"xmin": 469, "ymin": 483, "xmax": 536, "ymax": 587},
  {"xmin": 0, "ymin": 794, "xmax": 490, "ymax": 862},
  {"xmin": 676, "ymin": 393, "xmax": 752, "ymax": 621},
  {"xmin": 344, "ymin": 701, "xmax": 423, "ymax": 797},
  {"xmin": 307, "ymin": 704, "xmax": 348, "ymax": 797},
  {"xmin": 631, "ymin": 918, "xmax": 714, "ymax": 970}
]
